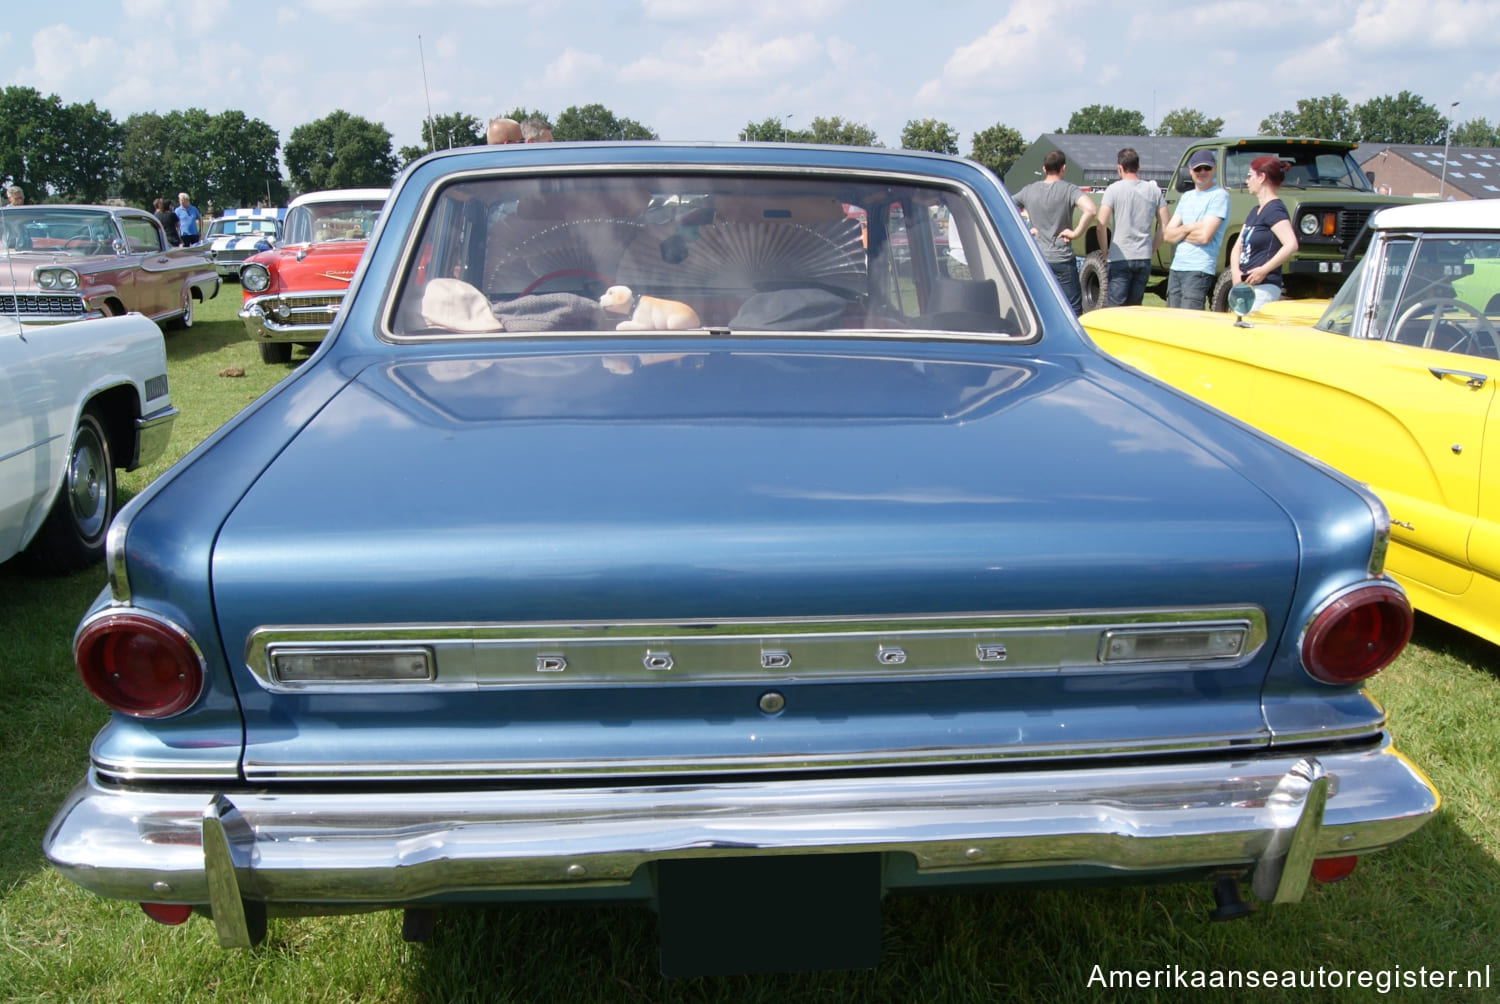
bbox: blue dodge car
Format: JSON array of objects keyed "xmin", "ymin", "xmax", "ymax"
[{"xmin": 44, "ymin": 143, "xmax": 1437, "ymax": 976}]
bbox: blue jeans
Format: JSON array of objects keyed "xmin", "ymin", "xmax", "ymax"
[
  {"xmin": 1106, "ymin": 259, "xmax": 1151, "ymax": 307},
  {"xmin": 1049, "ymin": 258, "xmax": 1083, "ymax": 315},
  {"xmin": 1166, "ymin": 270, "xmax": 1215, "ymax": 309}
]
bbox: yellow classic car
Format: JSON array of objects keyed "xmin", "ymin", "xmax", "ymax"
[{"xmin": 1085, "ymin": 199, "xmax": 1500, "ymax": 647}]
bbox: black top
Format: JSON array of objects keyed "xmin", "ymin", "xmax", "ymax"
[
  {"xmin": 155, "ymin": 209, "xmax": 181, "ymax": 246},
  {"xmin": 1238, "ymin": 199, "xmax": 1289, "ymax": 288}
]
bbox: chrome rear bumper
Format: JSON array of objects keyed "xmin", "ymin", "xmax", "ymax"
[{"xmin": 44, "ymin": 738, "xmax": 1437, "ymax": 947}]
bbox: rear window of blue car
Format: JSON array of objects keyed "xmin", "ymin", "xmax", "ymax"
[{"xmin": 389, "ymin": 172, "xmax": 1035, "ymax": 341}]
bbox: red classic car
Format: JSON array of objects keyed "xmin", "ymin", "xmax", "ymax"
[
  {"xmin": 238, "ymin": 188, "xmax": 388, "ymax": 363},
  {"xmin": 0, "ymin": 205, "xmax": 220, "ymax": 327}
]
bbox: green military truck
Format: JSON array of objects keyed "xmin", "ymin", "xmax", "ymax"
[{"xmin": 1065, "ymin": 137, "xmax": 1423, "ymax": 311}]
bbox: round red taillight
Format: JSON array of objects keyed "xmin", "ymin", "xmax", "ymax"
[
  {"xmin": 74, "ymin": 612, "xmax": 205, "ymax": 718},
  {"xmin": 1301, "ymin": 583, "xmax": 1413, "ymax": 685}
]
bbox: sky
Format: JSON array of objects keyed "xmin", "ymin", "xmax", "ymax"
[{"xmin": 3, "ymin": 0, "xmax": 1498, "ymax": 159}]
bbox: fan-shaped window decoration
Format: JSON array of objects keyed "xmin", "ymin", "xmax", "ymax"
[
  {"xmin": 614, "ymin": 220, "xmax": 866, "ymax": 298},
  {"xmin": 485, "ymin": 218, "xmax": 647, "ymax": 298}
]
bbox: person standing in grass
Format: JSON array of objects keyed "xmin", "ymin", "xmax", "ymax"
[
  {"xmin": 1231, "ymin": 156, "xmax": 1299, "ymax": 312},
  {"xmin": 1095, "ymin": 147, "xmax": 1168, "ymax": 307},
  {"xmin": 175, "ymin": 192, "xmax": 202, "ymax": 246},
  {"xmin": 1163, "ymin": 149, "xmax": 1229, "ymax": 310},
  {"xmin": 1013, "ymin": 149, "xmax": 1096, "ymax": 315}
]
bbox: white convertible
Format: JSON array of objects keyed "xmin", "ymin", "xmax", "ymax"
[{"xmin": 0, "ymin": 311, "xmax": 177, "ymax": 572}]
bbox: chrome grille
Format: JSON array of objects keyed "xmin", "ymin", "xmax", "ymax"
[
  {"xmin": 281, "ymin": 293, "xmax": 344, "ymax": 326},
  {"xmin": 0, "ymin": 293, "xmax": 87, "ymax": 317}
]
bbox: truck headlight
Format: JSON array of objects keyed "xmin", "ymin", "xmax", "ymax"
[{"xmin": 1299, "ymin": 214, "xmax": 1320, "ymax": 236}]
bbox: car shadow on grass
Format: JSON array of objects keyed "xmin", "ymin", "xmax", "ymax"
[{"xmin": 1410, "ymin": 613, "xmax": 1500, "ymax": 682}]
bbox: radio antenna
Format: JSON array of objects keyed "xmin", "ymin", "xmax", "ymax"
[{"xmin": 418, "ymin": 35, "xmax": 437, "ymax": 153}]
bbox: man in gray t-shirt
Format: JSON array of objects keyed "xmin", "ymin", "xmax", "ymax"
[
  {"xmin": 1095, "ymin": 147, "xmax": 1168, "ymax": 307},
  {"xmin": 1013, "ymin": 150, "xmax": 1096, "ymax": 315}
]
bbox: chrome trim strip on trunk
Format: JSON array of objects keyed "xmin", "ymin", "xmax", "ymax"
[
  {"xmin": 43, "ymin": 739, "xmax": 1438, "ymax": 932},
  {"xmin": 237, "ymin": 731, "xmax": 1272, "ymax": 783},
  {"xmin": 244, "ymin": 606, "xmax": 1269, "ymax": 694},
  {"xmin": 91, "ymin": 754, "xmax": 241, "ymax": 783}
]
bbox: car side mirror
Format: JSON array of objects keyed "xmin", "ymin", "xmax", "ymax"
[
  {"xmin": 1228, "ymin": 283, "xmax": 1256, "ymax": 326},
  {"xmin": 113, "ymin": 239, "xmax": 129, "ymax": 256},
  {"xmin": 1175, "ymin": 169, "xmax": 1194, "ymax": 193}
]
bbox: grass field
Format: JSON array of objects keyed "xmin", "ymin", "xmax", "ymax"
[{"xmin": 2, "ymin": 292, "xmax": 1498, "ymax": 1001}]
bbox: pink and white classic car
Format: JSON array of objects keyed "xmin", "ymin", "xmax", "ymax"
[{"xmin": 1, "ymin": 204, "xmax": 220, "ymax": 328}]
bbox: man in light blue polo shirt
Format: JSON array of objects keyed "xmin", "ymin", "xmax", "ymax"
[
  {"xmin": 174, "ymin": 192, "xmax": 202, "ymax": 247},
  {"xmin": 1162, "ymin": 149, "xmax": 1230, "ymax": 309}
]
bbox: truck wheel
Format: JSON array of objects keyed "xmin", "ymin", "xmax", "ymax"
[
  {"xmin": 20, "ymin": 406, "xmax": 115, "ymax": 573},
  {"xmin": 259, "ymin": 341, "xmax": 293, "ymax": 364},
  {"xmin": 1210, "ymin": 270, "xmax": 1235, "ymax": 312},
  {"xmin": 1078, "ymin": 252, "xmax": 1108, "ymax": 312}
]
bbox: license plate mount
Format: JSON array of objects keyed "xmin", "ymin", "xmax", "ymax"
[{"xmin": 656, "ymin": 853, "xmax": 882, "ymax": 977}]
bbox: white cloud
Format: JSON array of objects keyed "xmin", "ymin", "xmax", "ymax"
[
  {"xmin": 825, "ymin": 37, "xmax": 857, "ymax": 73},
  {"xmin": 5, "ymin": 1, "xmax": 1499, "ymax": 171},
  {"xmin": 621, "ymin": 30, "xmax": 821, "ymax": 87},
  {"xmin": 641, "ymin": 0, "xmax": 848, "ymax": 21},
  {"xmin": 538, "ymin": 47, "xmax": 609, "ymax": 88},
  {"xmin": 25, "ymin": 25, "xmax": 114, "ymax": 94},
  {"xmin": 120, "ymin": 0, "xmax": 171, "ymax": 18},
  {"xmin": 1345, "ymin": 0, "xmax": 1500, "ymax": 51},
  {"xmin": 917, "ymin": 0, "xmax": 1084, "ymax": 103},
  {"xmin": 640, "ymin": 0, "xmax": 739, "ymax": 18}
]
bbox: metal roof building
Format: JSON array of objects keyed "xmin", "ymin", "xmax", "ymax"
[{"xmin": 1003, "ymin": 134, "xmax": 1203, "ymax": 193}]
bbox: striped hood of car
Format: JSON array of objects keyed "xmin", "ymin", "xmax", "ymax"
[{"xmin": 209, "ymin": 235, "xmax": 275, "ymax": 252}]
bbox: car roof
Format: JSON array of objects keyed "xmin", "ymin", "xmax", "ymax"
[
  {"xmin": 287, "ymin": 189, "xmax": 390, "ymax": 208},
  {"xmin": 1372, "ymin": 198, "xmax": 1500, "ymax": 232},
  {"xmin": 2, "ymin": 204, "xmax": 145, "ymax": 215},
  {"xmin": 214, "ymin": 208, "xmax": 286, "ymax": 220}
]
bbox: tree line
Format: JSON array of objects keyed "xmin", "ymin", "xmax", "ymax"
[{"xmin": 2, "ymin": 84, "xmax": 1493, "ymax": 213}]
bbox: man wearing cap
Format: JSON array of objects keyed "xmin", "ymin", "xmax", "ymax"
[{"xmin": 1162, "ymin": 149, "xmax": 1230, "ymax": 309}]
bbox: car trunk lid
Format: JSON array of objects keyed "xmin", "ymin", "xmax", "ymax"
[{"xmin": 211, "ymin": 346, "xmax": 1299, "ymax": 780}]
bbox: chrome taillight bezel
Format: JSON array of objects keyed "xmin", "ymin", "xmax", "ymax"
[
  {"xmin": 1299, "ymin": 580, "xmax": 1413, "ymax": 686},
  {"xmin": 74, "ymin": 610, "xmax": 207, "ymax": 719}
]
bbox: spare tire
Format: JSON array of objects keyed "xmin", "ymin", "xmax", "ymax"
[
  {"xmin": 1210, "ymin": 269, "xmax": 1236, "ymax": 312},
  {"xmin": 1078, "ymin": 252, "xmax": 1108, "ymax": 312}
]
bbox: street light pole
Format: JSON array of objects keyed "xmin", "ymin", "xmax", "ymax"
[
  {"xmin": 782, "ymin": 114, "xmax": 794, "ymax": 143},
  {"xmin": 1440, "ymin": 100, "xmax": 1459, "ymax": 200}
]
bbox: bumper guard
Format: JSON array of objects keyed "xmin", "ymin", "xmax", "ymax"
[{"xmin": 44, "ymin": 738, "xmax": 1438, "ymax": 948}]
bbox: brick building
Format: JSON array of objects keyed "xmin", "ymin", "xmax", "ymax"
[{"xmin": 1357, "ymin": 144, "xmax": 1500, "ymax": 201}]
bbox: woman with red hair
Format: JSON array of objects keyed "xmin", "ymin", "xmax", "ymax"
[{"xmin": 1231, "ymin": 156, "xmax": 1299, "ymax": 311}]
